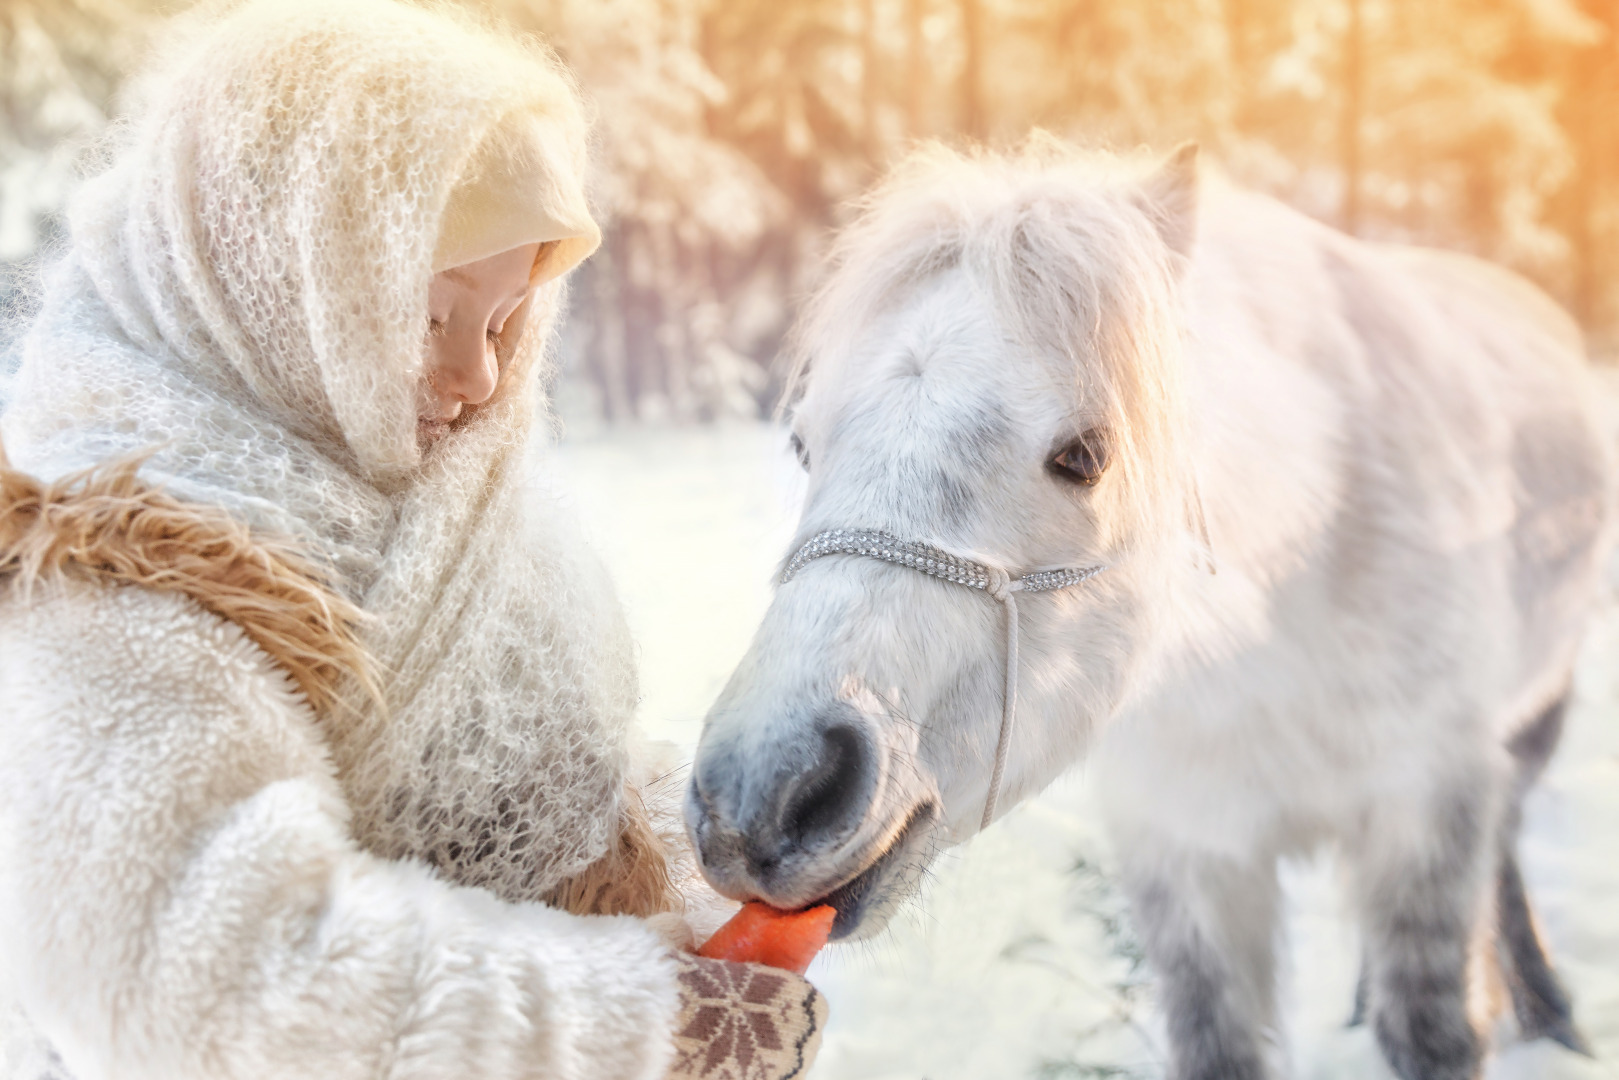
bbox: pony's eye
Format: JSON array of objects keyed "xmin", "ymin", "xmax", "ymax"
[
  {"xmin": 1049, "ymin": 429, "xmax": 1109, "ymax": 486},
  {"xmin": 789, "ymin": 432, "xmax": 810, "ymax": 471}
]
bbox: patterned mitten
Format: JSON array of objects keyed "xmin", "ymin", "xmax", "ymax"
[{"xmin": 665, "ymin": 953, "xmax": 828, "ymax": 1080}]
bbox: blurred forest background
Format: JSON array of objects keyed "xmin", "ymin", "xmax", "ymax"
[{"xmin": 3, "ymin": 0, "xmax": 1618, "ymax": 421}]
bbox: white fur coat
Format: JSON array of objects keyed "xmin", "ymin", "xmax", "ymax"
[{"xmin": 0, "ymin": 580, "xmax": 678, "ymax": 1080}]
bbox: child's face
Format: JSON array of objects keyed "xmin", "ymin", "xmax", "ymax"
[{"xmin": 417, "ymin": 242, "xmax": 540, "ymax": 448}]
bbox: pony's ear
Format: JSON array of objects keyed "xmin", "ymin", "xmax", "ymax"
[{"xmin": 1134, "ymin": 142, "xmax": 1199, "ymax": 258}]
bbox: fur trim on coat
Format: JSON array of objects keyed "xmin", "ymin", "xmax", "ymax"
[{"xmin": 0, "ymin": 439, "xmax": 373, "ymax": 717}]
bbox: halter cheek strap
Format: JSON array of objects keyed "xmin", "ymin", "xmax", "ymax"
[{"xmin": 780, "ymin": 528, "xmax": 1105, "ymax": 831}]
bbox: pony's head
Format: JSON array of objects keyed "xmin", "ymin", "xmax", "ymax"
[{"xmin": 687, "ymin": 140, "xmax": 1204, "ymax": 937}]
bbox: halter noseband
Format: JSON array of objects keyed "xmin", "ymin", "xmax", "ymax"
[{"xmin": 780, "ymin": 528, "xmax": 1105, "ymax": 831}]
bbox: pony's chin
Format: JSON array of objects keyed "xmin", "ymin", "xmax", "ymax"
[{"xmin": 816, "ymin": 802, "xmax": 939, "ymax": 940}]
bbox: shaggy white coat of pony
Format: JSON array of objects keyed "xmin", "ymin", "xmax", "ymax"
[
  {"xmin": 0, "ymin": 1, "xmax": 692, "ymax": 1077},
  {"xmin": 688, "ymin": 139, "xmax": 1613, "ymax": 1080}
]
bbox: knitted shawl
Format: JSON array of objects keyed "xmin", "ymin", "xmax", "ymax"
[{"xmin": 0, "ymin": 0, "xmax": 663, "ymax": 911}]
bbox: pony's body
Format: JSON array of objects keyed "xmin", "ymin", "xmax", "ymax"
[
  {"xmin": 686, "ymin": 145, "xmax": 1611, "ymax": 1080},
  {"xmin": 1112, "ymin": 180, "xmax": 1594, "ymax": 872},
  {"xmin": 1095, "ymin": 186, "xmax": 1606, "ymax": 1078}
]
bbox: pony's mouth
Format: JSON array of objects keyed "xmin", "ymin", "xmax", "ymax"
[{"xmin": 814, "ymin": 800, "xmax": 938, "ymax": 939}]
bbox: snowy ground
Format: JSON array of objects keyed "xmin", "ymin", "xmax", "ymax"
[{"xmin": 552, "ymin": 417, "xmax": 1619, "ymax": 1080}]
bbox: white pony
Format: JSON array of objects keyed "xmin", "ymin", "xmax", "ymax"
[{"xmin": 684, "ymin": 139, "xmax": 1613, "ymax": 1080}]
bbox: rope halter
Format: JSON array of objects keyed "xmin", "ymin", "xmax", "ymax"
[{"xmin": 780, "ymin": 528, "xmax": 1105, "ymax": 831}]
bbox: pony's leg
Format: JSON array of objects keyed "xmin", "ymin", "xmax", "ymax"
[
  {"xmin": 1496, "ymin": 850, "xmax": 1588, "ymax": 1053},
  {"xmin": 1348, "ymin": 949, "xmax": 1369, "ymax": 1027},
  {"xmin": 1496, "ymin": 693, "xmax": 1590, "ymax": 1054},
  {"xmin": 1349, "ymin": 694, "xmax": 1584, "ymax": 1042},
  {"xmin": 1350, "ymin": 777, "xmax": 1492, "ymax": 1080},
  {"xmin": 1119, "ymin": 848, "xmax": 1280, "ymax": 1080}
]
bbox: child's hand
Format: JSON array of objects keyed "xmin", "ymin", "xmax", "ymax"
[{"xmin": 667, "ymin": 953, "xmax": 827, "ymax": 1080}]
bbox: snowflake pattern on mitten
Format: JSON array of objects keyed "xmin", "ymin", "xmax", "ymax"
[{"xmin": 667, "ymin": 953, "xmax": 827, "ymax": 1080}]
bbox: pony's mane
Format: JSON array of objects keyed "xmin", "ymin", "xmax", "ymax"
[{"xmin": 787, "ymin": 135, "xmax": 1193, "ymax": 546}]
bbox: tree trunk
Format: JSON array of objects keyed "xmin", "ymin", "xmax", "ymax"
[
  {"xmin": 863, "ymin": 0, "xmax": 881, "ymax": 159},
  {"xmin": 906, "ymin": 0, "xmax": 925, "ymax": 135},
  {"xmin": 959, "ymin": 0, "xmax": 984, "ymax": 140},
  {"xmin": 587, "ymin": 238, "xmax": 631, "ymax": 423},
  {"xmin": 1341, "ymin": 0, "xmax": 1363, "ymax": 235},
  {"xmin": 1570, "ymin": 46, "xmax": 1597, "ymax": 327},
  {"xmin": 1224, "ymin": 0, "xmax": 1252, "ymax": 120},
  {"xmin": 1568, "ymin": 0, "xmax": 1617, "ymax": 331}
]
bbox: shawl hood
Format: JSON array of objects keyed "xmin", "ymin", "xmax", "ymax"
[{"xmin": 66, "ymin": 0, "xmax": 598, "ymax": 482}]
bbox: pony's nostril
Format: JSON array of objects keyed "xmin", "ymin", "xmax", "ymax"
[{"xmin": 780, "ymin": 723, "xmax": 873, "ymax": 845}]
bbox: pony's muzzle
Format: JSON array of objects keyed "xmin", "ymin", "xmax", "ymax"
[{"xmin": 686, "ymin": 704, "xmax": 881, "ymax": 908}]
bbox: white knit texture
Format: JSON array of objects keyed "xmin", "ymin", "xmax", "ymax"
[{"xmin": 2, "ymin": 0, "xmax": 635, "ymax": 904}]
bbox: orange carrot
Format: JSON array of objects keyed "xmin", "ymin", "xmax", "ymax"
[{"xmin": 696, "ymin": 901, "xmax": 837, "ymax": 975}]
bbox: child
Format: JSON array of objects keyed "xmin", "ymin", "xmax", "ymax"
[{"xmin": 0, "ymin": 2, "xmax": 823, "ymax": 1077}]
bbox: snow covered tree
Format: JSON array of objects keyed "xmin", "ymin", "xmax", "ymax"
[
  {"xmin": 493, "ymin": 0, "xmax": 788, "ymax": 421},
  {"xmin": 0, "ymin": 0, "xmax": 151, "ymax": 323},
  {"xmin": 3, "ymin": 0, "xmax": 1618, "ymax": 409}
]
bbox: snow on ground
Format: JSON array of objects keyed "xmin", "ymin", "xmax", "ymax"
[{"xmin": 552, "ymin": 417, "xmax": 1619, "ymax": 1080}]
